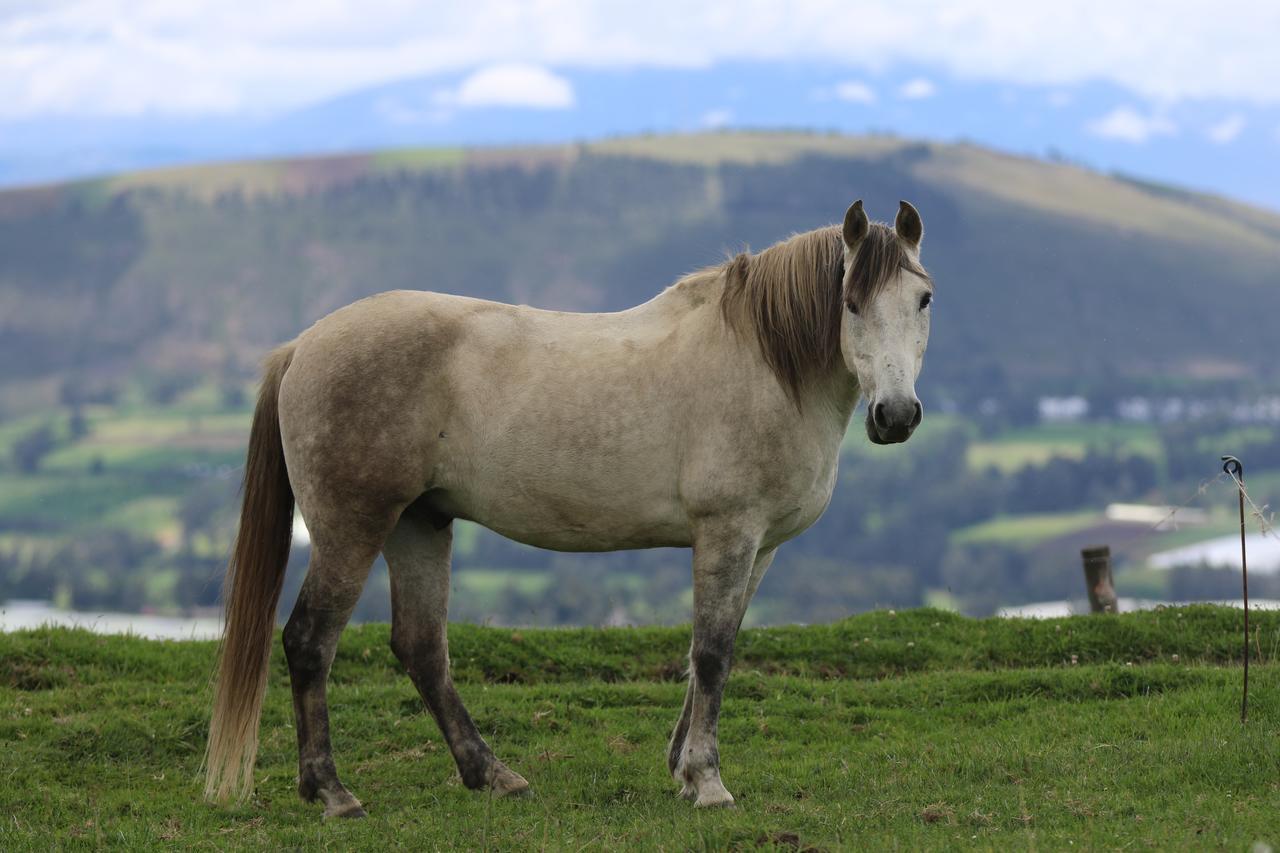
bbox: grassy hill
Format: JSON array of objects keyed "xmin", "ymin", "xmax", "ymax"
[
  {"xmin": 2, "ymin": 607, "xmax": 1279, "ymax": 849},
  {"xmin": 4, "ymin": 131, "xmax": 1280, "ymax": 625},
  {"xmin": 3, "ymin": 131, "xmax": 1280, "ymax": 415}
]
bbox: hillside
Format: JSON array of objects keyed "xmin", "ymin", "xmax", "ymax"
[
  {"xmin": 3, "ymin": 132, "xmax": 1280, "ymax": 416},
  {"xmin": 5, "ymin": 132, "xmax": 1280, "ymax": 625},
  {"xmin": 2, "ymin": 608, "xmax": 1278, "ymax": 849}
]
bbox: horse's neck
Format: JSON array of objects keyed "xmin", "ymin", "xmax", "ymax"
[
  {"xmin": 806, "ymin": 366, "xmax": 862, "ymax": 435},
  {"xmin": 651, "ymin": 270, "xmax": 862, "ymax": 442}
]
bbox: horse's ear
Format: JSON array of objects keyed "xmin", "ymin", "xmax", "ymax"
[
  {"xmin": 895, "ymin": 200, "xmax": 923, "ymax": 248},
  {"xmin": 842, "ymin": 200, "xmax": 868, "ymax": 249}
]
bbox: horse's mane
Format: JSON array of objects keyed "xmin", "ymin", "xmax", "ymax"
[{"xmin": 719, "ymin": 222, "xmax": 926, "ymax": 407}]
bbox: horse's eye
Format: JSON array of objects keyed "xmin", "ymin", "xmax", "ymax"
[
  {"xmin": 919, "ymin": 292, "xmax": 932, "ymax": 310},
  {"xmin": 848, "ymin": 302, "xmax": 859, "ymax": 316}
]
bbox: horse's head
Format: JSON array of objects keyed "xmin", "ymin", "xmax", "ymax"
[{"xmin": 839, "ymin": 200, "xmax": 931, "ymax": 445}]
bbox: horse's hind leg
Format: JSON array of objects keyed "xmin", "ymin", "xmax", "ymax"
[
  {"xmin": 383, "ymin": 504, "xmax": 529, "ymax": 796},
  {"xmin": 283, "ymin": 517, "xmax": 390, "ymax": 819}
]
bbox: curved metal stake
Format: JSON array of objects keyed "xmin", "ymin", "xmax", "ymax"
[{"xmin": 1222, "ymin": 455, "xmax": 1248, "ymax": 724}]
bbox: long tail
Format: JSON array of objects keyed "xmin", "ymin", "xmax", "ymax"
[{"xmin": 204, "ymin": 344, "xmax": 296, "ymax": 804}]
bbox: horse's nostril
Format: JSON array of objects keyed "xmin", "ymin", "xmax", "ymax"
[
  {"xmin": 910, "ymin": 402, "xmax": 923, "ymax": 428},
  {"xmin": 873, "ymin": 402, "xmax": 888, "ymax": 429}
]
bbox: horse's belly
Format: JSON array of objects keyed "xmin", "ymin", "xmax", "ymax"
[
  {"xmin": 432, "ymin": 468, "xmax": 692, "ymax": 552},
  {"xmin": 484, "ymin": 515, "xmax": 691, "ymax": 552}
]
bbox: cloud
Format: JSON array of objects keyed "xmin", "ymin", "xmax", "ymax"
[
  {"xmin": 833, "ymin": 81, "xmax": 876, "ymax": 104},
  {"xmin": 1206, "ymin": 114, "xmax": 1246, "ymax": 144},
  {"xmin": 1086, "ymin": 106, "xmax": 1177, "ymax": 143},
  {"xmin": 433, "ymin": 63, "xmax": 574, "ymax": 109},
  {"xmin": 701, "ymin": 108, "xmax": 732, "ymax": 128},
  {"xmin": 2, "ymin": 1, "xmax": 1280, "ymax": 118},
  {"xmin": 898, "ymin": 78, "xmax": 936, "ymax": 100}
]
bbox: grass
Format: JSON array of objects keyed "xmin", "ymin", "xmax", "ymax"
[
  {"xmin": 966, "ymin": 422, "xmax": 1162, "ymax": 473},
  {"xmin": 2, "ymin": 607, "xmax": 1279, "ymax": 849},
  {"xmin": 953, "ymin": 511, "xmax": 1101, "ymax": 546},
  {"xmin": 0, "ymin": 400, "xmax": 248, "ymax": 554},
  {"xmin": 454, "ymin": 568, "xmax": 554, "ymax": 600},
  {"xmin": 371, "ymin": 147, "xmax": 467, "ymax": 173},
  {"xmin": 588, "ymin": 131, "xmax": 908, "ymax": 166}
]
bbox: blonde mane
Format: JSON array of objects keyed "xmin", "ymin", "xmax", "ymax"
[{"xmin": 719, "ymin": 222, "xmax": 925, "ymax": 406}]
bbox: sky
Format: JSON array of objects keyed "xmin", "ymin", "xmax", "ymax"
[{"xmin": 3, "ymin": 1, "xmax": 1279, "ymax": 208}]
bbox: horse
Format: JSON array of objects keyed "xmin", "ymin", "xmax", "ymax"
[{"xmin": 204, "ymin": 198, "xmax": 932, "ymax": 816}]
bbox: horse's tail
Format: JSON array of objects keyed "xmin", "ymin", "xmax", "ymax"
[{"xmin": 204, "ymin": 343, "xmax": 296, "ymax": 804}]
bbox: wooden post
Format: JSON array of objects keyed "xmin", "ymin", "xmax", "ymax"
[{"xmin": 1081, "ymin": 546, "xmax": 1117, "ymax": 614}]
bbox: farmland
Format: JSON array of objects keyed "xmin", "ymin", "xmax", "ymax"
[
  {"xmin": 1, "ymin": 389, "xmax": 1274, "ymax": 625},
  {"xmin": 2, "ymin": 608, "xmax": 1278, "ymax": 849}
]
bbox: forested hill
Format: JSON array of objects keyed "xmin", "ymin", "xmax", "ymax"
[{"xmin": 3, "ymin": 132, "xmax": 1279, "ymax": 413}]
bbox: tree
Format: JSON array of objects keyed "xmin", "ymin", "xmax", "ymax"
[{"xmin": 12, "ymin": 425, "xmax": 56, "ymax": 474}]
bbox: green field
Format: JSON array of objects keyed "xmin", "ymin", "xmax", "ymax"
[
  {"xmin": 967, "ymin": 422, "xmax": 1162, "ymax": 473},
  {"xmin": 953, "ymin": 511, "xmax": 1102, "ymax": 546},
  {"xmin": 3, "ymin": 608, "xmax": 1279, "ymax": 849}
]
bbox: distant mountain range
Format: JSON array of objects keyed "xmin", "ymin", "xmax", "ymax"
[
  {"xmin": 2, "ymin": 132, "xmax": 1278, "ymax": 416},
  {"xmin": 4, "ymin": 62, "xmax": 1279, "ymax": 211}
]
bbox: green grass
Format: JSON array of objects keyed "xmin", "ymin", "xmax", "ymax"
[
  {"xmin": 371, "ymin": 147, "xmax": 467, "ymax": 173},
  {"xmin": 454, "ymin": 568, "xmax": 553, "ymax": 600},
  {"xmin": 967, "ymin": 422, "xmax": 1162, "ymax": 473},
  {"xmin": 0, "ymin": 401, "xmax": 249, "ymax": 557},
  {"xmin": 3, "ymin": 608, "xmax": 1279, "ymax": 849},
  {"xmin": 953, "ymin": 511, "xmax": 1101, "ymax": 546}
]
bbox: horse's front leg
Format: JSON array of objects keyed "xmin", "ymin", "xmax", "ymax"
[{"xmin": 669, "ymin": 527, "xmax": 764, "ymax": 807}]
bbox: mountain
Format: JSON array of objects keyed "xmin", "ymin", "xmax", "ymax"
[
  {"xmin": 3, "ymin": 63, "xmax": 1279, "ymax": 210},
  {"xmin": 2, "ymin": 131, "xmax": 1278, "ymax": 416}
]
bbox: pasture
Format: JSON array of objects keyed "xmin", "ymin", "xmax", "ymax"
[{"xmin": 3, "ymin": 607, "xmax": 1278, "ymax": 849}]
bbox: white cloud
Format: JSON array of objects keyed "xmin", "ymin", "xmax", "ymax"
[
  {"xmin": 833, "ymin": 80, "xmax": 876, "ymax": 104},
  {"xmin": 701, "ymin": 108, "xmax": 732, "ymax": 128},
  {"xmin": 1086, "ymin": 106, "xmax": 1177, "ymax": 143},
  {"xmin": 2, "ymin": 1, "xmax": 1280, "ymax": 118},
  {"xmin": 898, "ymin": 77, "xmax": 936, "ymax": 100},
  {"xmin": 434, "ymin": 63, "xmax": 574, "ymax": 109},
  {"xmin": 1206, "ymin": 114, "xmax": 1246, "ymax": 144}
]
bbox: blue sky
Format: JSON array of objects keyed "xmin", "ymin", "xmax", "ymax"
[{"xmin": 3, "ymin": 1, "xmax": 1279, "ymax": 209}]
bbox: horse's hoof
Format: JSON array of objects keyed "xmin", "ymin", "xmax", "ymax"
[
  {"xmin": 491, "ymin": 764, "xmax": 531, "ymax": 798},
  {"xmin": 678, "ymin": 782, "xmax": 697, "ymax": 801},
  {"xmin": 692, "ymin": 779, "xmax": 735, "ymax": 808},
  {"xmin": 323, "ymin": 802, "xmax": 367, "ymax": 819},
  {"xmin": 694, "ymin": 792, "xmax": 735, "ymax": 808}
]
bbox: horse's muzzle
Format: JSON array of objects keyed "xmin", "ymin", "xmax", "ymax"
[{"xmin": 865, "ymin": 397, "xmax": 922, "ymax": 445}]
